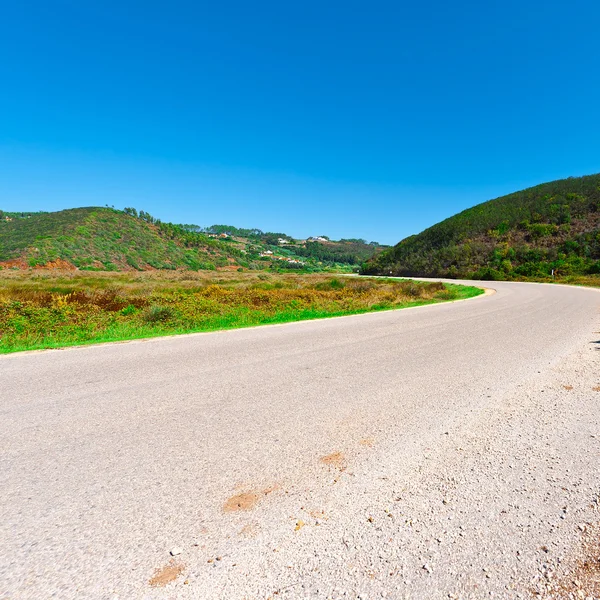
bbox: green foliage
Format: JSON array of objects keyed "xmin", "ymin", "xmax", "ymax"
[
  {"xmin": 364, "ymin": 173, "xmax": 600, "ymax": 280},
  {"xmin": 314, "ymin": 277, "xmax": 346, "ymax": 290},
  {"xmin": 292, "ymin": 240, "xmax": 385, "ymax": 265},
  {"xmin": 142, "ymin": 305, "xmax": 174, "ymax": 323},
  {"xmin": 1, "ymin": 211, "xmax": 46, "ymax": 219},
  {"xmin": 120, "ymin": 304, "xmax": 137, "ymax": 316},
  {"xmin": 202, "ymin": 224, "xmax": 266, "ymax": 238},
  {"xmin": 0, "ymin": 207, "xmax": 231, "ymax": 270},
  {"xmin": 0, "ymin": 272, "xmax": 482, "ymax": 353},
  {"xmin": 0, "ymin": 207, "xmax": 385, "ymax": 273}
]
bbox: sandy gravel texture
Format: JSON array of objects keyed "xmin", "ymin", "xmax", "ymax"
[{"xmin": 1, "ymin": 280, "xmax": 599, "ymax": 599}]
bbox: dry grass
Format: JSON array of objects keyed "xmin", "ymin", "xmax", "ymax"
[{"xmin": 0, "ymin": 270, "xmax": 481, "ymax": 353}]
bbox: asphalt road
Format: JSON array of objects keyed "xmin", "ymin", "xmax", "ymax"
[{"xmin": 2, "ymin": 280, "xmax": 599, "ymax": 600}]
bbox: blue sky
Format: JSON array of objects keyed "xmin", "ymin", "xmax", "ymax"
[{"xmin": 1, "ymin": 1, "xmax": 599, "ymax": 244}]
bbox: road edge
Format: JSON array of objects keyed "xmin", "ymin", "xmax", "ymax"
[{"xmin": 0, "ymin": 281, "xmax": 494, "ymax": 358}]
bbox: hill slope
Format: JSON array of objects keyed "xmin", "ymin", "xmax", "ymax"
[
  {"xmin": 0, "ymin": 207, "xmax": 384, "ymax": 271},
  {"xmin": 0, "ymin": 207, "xmax": 240, "ymax": 270},
  {"xmin": 363, "ymin": 174, "xmax": 600, "ymax": 279}
]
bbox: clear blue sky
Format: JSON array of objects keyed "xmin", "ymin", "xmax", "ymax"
[{"xmin": 1, "ymin": 1, "xmax": 599, "ymax": 244}]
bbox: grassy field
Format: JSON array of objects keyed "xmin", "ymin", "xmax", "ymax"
[{"xmin": 0, "ymin": 271, "xmax": 483, "ymax": 354}]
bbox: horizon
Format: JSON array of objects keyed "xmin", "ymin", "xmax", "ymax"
[
  {"xmin": 5, "ymin": 169, "xmax": 600, "ymax": 246},
  {"xmin": 1, "ymin": 1, "xmax": 599, "ymax": 245}
]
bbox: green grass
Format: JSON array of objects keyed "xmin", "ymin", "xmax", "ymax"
[{"xmin": 0, "ymin": 271, "xmax": 483, "ymax": 353}]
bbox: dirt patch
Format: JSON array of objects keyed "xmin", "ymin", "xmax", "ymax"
[
  {"xmin": 359, "ymin": 438, "xmax": 375, "ymax": 447},
  {"xmin": 239, "ymin": 523, "xmax": 259, "ymax": 537},
  {"xmin": 224, "ymin": 485, "xmax": 279, "ymax": 513},
  {"xmin": 0, "ymin": 257, "xmax": 78, "ymax": 270},
  {"xmin": 36, "ymin": 258, "xmax": 77, "ymax": 270},
  {"xmin": 223, "ymin": 492, "xmax": 259, "ymax": 512},
  {"xmin": 571, "ymin": 537, "xmax": 600, "ymax": 597},
  {"xmin": 0, "ymin": 257, "xmax": 29, "ymax": 269},
  {"xmin": 320, "ymin": 451, "xmax": 346, "ymax": 470},
  {"xmin": 593, "ymin": 386, "xmax": 600, "ymax": 392},
  {"xmin": 148, "ymin": 560, "xmax": 185, "ymax": 587},
  {"xmin": 563, "ymin": 385, "xmax": 574, "ymax": 390},
  {"xmin": 542, "ymin": 523, "xmax": 600, "ymax": 598},
  {"xmin": 308, "ymin": 509, "xmax": 327, "ymax": 520}
]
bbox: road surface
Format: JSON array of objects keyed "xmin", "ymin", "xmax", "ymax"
[{"xmin": 2, "ymin": 280, "xmax": 599, "ymax": 599}]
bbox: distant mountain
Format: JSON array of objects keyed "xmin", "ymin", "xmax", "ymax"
[
  {"xmin": 362, "ymin": 174, "xmax": 600, "ymax": 280},
  {"xmin": 0, "ymin": 206, "xmax": 385, "ymax": 271}
]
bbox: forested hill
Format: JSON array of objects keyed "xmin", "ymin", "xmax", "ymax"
[
  {"xmin": 362, "ymin": 174, "xmax": 600, "ymax": 280},
  {"xmin": 0, "ymin": 206, "xmax": 385, "ymax": 271}
]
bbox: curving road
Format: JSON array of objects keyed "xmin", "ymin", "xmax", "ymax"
[{"xmin": 1, "ymin": 280, "xmax": 599, "ymax": 599}]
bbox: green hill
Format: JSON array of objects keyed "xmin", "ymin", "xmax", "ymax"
[
  {"xmin": 0, "ymin": 207, "xmax": 237, "ymax": 270},
  {"xmin": 0, "ymin": 207, "xmax": 385, "ymax": 272},
  {"xmin": 362, "ymin": 174, "xmax": 600, "ymax": 280}
]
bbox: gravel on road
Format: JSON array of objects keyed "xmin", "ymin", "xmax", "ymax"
[{"xmin": 1, "ymin": 280, "xmax": 599, "ymax": 599}]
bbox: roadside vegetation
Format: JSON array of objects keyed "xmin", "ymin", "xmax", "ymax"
[
  {"xmin": 363, "ymin": 173, "xmax": 600, "ymax": 282},
  {"xmin": 0, "ymin": 271, "xmax": 482, "ymax": 353},
  {"xmin": 530, "ymin": 274, "xmax": 600, "ymax": 288}
]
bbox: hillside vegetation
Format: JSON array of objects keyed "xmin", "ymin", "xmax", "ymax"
[
  {"xmin": 0, "ymin": 207, "xmax": 385, "ymax": 272},
  {"xmin": 363, "ymin": 174, "xmax": 600, "ymax": 280},
  {"xmin": 0, "ymin": 208, "xmax": 236, "ymax": 271}
]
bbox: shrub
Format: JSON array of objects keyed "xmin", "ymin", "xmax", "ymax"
[
  {"xmin": 434, "ymin": 288, "xmax": 458, "ymax": 300},
  {"xmin": 403, "ymin": 282, "xmax": 424, "ymax": 297},
  {"xmin": 143, "ymin": 305, "xmax": 174, "ymax": 323},
  {"xmin": 424, "ymin": 281, "xmax": 445, "ymax": 293},
  {"xmin": 328, "ymin": 278, "xmax": 345, "ymax": 289},
  {"xmin": 315, "ymin": 278, "xmax": 346, "ymax": 290},
  {"xmin": 587, "ymin": 261, "xmax": 600, "ymax": 274},
  {"xmin": 527, "ymin": 223, "xmax": 557, "ymax": 239},
  {"xmin": 471, "ymin": 267, "xmax": 505, "ymax": 280}
]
